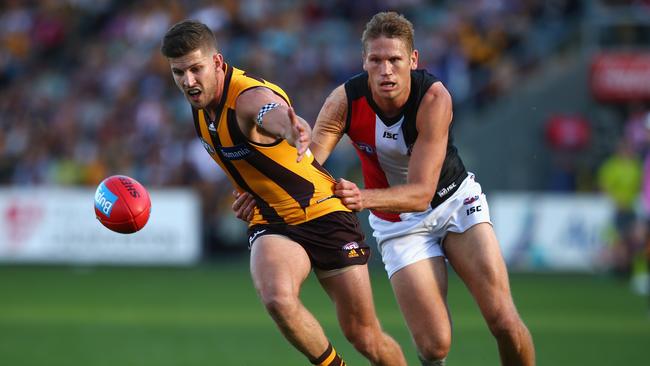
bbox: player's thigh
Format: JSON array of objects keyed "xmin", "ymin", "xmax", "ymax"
[
  {"xmin": 390, "ymin": 257, "xmax": 451, "ymax": 345},
  {"xmin": 318, "ymin": 264, "xmax": 380, "ymax": 330},
  {"xmin": 250, "ymin": 234, "xmax": 312, "ymax": 297},
  {"xmin": 444, "ymin": 223, "xmax": 515, "ymax": 315}
]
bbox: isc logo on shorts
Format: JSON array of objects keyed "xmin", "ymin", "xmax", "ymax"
[
  {"xmin": 466, "ymin": 205, "xmax": 482, "ymax": 216},
  {"xmin": 95, "ymin": 183, "xmax": 118, "ymax": 217}
]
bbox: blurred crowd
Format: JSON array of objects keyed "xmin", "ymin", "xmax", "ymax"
[{"xmin": 0, "ymin": 0, "xmax": 584, "ymax": 251}]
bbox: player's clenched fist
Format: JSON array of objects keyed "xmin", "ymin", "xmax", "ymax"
[{"xmin": 334, "ymin": 178, "xmax": 363, "ymax": 212}]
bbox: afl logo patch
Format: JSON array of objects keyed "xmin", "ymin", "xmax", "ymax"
[
  {"xmin": 463, "ymin": 195, "xmax": 479, "ymax": 205},
  {"xmin": 354, "ymin": 142, "xmax": 375, "ymax": 155}
]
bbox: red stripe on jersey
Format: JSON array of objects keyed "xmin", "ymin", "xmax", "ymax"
[{"xmin": 348, "ymin": 98, "xmax": 401, "ymax": 222}]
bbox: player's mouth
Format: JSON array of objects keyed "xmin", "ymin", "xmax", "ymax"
[
  {"xmin": 187, "ymin": 88, "xmax": 202, "ymax": 103},
  {"xmin": 379, "ymin": 81, "xmax": 397, "ymax": 91}
]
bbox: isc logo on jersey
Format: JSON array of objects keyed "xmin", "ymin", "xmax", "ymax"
[{"xmin": 94, "ymin": 182, "xmax": 118, "ymax": 217}]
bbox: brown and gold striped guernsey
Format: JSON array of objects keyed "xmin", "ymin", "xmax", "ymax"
[{"xmin": 192, "ymin": 64, "xmax": 350, "ymax": 225}]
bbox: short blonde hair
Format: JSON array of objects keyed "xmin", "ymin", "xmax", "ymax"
[{"xmin": 361, "ymin": 12, "xmax": 414, "ymax": 55}]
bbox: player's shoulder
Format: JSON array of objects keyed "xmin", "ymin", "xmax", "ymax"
[
  {"xmin": 411, "ymin": 69, "xmax": 441, "ymax": 93},
  {"xmin": 325, "ymin": 84, "xmax": 347, "ymax": 104},
  {"xmin": 229, "ymin": 66, "xmax": 266, "ymax": 91},
  {"xmin": 420, "ymin": 81, "xmax": 451, "ymax": 108},
  {"xmin": 230, "ymin": 66, "xmax": 290, "ymax": 106},
  {"xmin": 411, "ymin": 68, "xmax": 438, "ymax": 81},
  {"xmin": 344, "ymin": 71, "xmax": 368, "ymax": 100}
]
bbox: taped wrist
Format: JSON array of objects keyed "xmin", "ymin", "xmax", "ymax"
[{"xmin": 256, "ymin": 102, "xmax": 280, "ymax": 128}]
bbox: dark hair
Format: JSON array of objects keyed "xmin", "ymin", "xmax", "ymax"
[
  {"xmin": 361, "ymin": 12, "xmax": 414, "ymax": 55},
  {"xmin": 160, "ymin": 20, "xmax": 217, "ymax": 58}
]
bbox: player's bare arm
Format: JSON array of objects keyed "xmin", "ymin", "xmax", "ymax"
[
  {"xmin": 336, "ymin": 81, "xmax": 452, "ymax": 212},
  {"xmin": 235, "ymin": 87, "xmax": 312, "ymax": 161},
  {"xmin": 311, "ymin": 84, "xmax": 348, "ymax": 164}
]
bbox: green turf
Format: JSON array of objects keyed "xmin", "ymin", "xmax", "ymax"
[{"xmin": 0, "ymin": 261, "xmax": 648, "ymax": 365}]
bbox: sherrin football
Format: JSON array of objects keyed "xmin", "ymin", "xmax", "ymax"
[{"xmin": 94, "ymin": 175, "xmax": 151, "ymax": 234}]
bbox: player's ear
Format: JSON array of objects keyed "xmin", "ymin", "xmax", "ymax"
[
  {"xmin": 410, "ymin": 49, "xmax": 418, "ymax": 70},
  {"xmin": 213, "ymin": 53, "xmax": 223, "ymax": 69}
]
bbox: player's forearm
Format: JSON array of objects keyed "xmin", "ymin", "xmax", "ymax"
[
  {"xmin": 310, "ymin": 125, "xmax": 341, "ymax": 164},
  {"xmin": 361, "ymin": 185, "xmax": 434, "ymax": 213}
]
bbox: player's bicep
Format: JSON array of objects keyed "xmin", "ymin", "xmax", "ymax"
[
  {"xmin": 311, "ymin": 85, "xmax": 347, "ymax": 164},
  {"xmin": 235, "ymin": 87, "xmax": 289, "ymax": 129},
  {"xmin": 408, "ymin": 82, "xmax": 453, "ymax": 188}
]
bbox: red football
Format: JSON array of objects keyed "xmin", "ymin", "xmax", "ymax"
[{"xmin": 94, "ymin": 175, "xmax": 151, "ymax": 234}]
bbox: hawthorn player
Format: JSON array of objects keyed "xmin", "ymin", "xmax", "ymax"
[{"xmin": 161, "ymin": 20, "xmax": 406, "ymax": 366}]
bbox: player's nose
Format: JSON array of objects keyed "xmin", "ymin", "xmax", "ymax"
[
  {"xmin": 379, "ymin": 61, "xmax": 392, "ymax": 75},
  {"xmin": 183, "ymin": 72, "xmax": 196, "ymax": 87}
]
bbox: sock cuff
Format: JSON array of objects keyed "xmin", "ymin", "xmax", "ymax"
[
  {"xmin": 311, "ymin": 343, "xmax": 334, "ymax": 365},
  {"xmin": 312, "ymin": 343, "xmax": 345, "ymax": 366},
  {"xmin": 419, "ymin": 355, "xmax": 447, "ymax": 366}
]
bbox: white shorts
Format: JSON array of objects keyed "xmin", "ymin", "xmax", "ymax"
[{"xmin": 370, "ymin": 173, "xmax": 492, "ymax": 278}]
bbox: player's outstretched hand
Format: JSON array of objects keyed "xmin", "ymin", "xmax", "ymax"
[
  {"xmin": 288, "ymin": 107, "xmax": 311, "ymax": 162},
  {"xmin": 334, "ymin": 178, "xmax": 363, "ymax": 212},
  {"xmin": 232, "ymin": 190, "xmax": 256, "ymax": 222}
]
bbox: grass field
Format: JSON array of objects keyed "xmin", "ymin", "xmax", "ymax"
[{"xmin": 1, "ymin": 259, "xmax": 649, "ymax": 365}]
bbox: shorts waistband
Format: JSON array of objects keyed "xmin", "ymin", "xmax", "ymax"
[{"xmin": 429, "ymin": 171, "xmax": 468, "ymax": 209}]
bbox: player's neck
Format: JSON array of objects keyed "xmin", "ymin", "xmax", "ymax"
[
  {"xmin": 204, "ymin": 87, "xmax": 224, "ymax": 122},
  {"xmin": 370, "ymin": 88, "xmax": 410, "ymax": 119},
  {"xmin": 204, "ymin": 100, "xmax": 219, "ymax": 121},
  {"xmin": 204, "ymin": 65, "xmax": 227, "ymax": 121}
]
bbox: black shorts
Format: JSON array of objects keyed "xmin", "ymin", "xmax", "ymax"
[{"xmin": 247, "ymin": 211, "xmax": 370, "ymax": 270}]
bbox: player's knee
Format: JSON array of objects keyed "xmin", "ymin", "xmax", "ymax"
[
  {"xmin": 258, "ymin": 289, "xmax": 299, "ymax": 321},
  {"xmin": 416, "ymin": 337, "xmax": 451, "ymax": 362},
  {"xmin": 343, "ymin": 326, "xmax": 382, "ymax": 360},
  {"xmin": 485, "ymin": 309, "xmax": 523, "ymax": 341}
]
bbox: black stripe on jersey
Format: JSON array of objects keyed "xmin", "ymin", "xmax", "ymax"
[
  {"xmin": 226, "ymin": 110, "xmax": 314, "ymax": 210},
  {"xmin": 206, "ymin": 112, "xmax": 284, "ymax": 224},
  {"xmin": 191, "ymin": 108, "xmax": 202, "ymax": 136},
  {"xmin": 311, "ymin": 159, "xmax": 333, "ymax": 179},
  {"xmin": 343, "ymin": 72, "xmax": 366, "ymax": 134},
  {"xmin": 212, "ymin": 64, "xmax": 234, "ymax": 122},
  {"xmin": 400, "ymin": 70, "xmax": 436, "ymax": 147}
]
